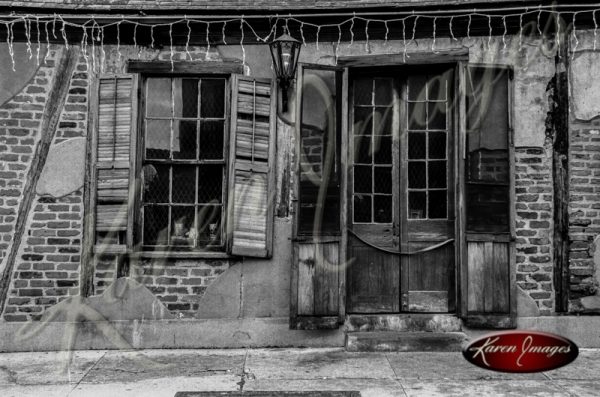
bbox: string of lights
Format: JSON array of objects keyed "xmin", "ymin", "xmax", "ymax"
[{"xmin": 0, "ymin": 8, "xmax": 596, "ymax": 72}]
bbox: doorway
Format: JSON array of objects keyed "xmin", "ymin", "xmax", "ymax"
[{"xmin": 347, "ymin": 65, "xmax": 456, "ymax": 314}]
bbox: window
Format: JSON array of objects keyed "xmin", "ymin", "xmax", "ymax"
[
  {"xmin": 141, "ymin": 76, "xmax": 227, "ymax": 251},
  {"xmin": 352, "ymin": 77, "xmax": 394, "ymax": 224},
  {"xmin": 406, "ymin": 72, "xmax": 451, "ymax": 220},
  {"xmin": 297, "ymin": 67, "xmax": 342, "ymax": 235},
  {"xmin": 465, "ymin": 66, "xmax": 511, "ymax": 233}
]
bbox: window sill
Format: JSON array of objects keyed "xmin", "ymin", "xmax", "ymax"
[{"xmin": 130, "ymin": 251, "xmax": 233, "ymax": 260}]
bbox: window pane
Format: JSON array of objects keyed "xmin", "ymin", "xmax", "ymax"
[
  {"xmin": 201, "ymin": 79, "xmax": 225, "ymax": 118},
  {"xmin": 408, "ymin": 161, "xmax": 426, "ymax": 189},
  {"xmin": 173, "ymin": 78, "xmax": 199, "ymax": 118},
  {"xmin": 409, "ymin": 191, "xmax": 426, "ymax": 219},
  {"xmin": 354, "ymin": 165, "xmax": 372, "ymax": 193},
  {"xmin": 145, "ymin": 119, "xmax": 171, "ymax": 159},
  {"xmin": 408, "ymin": 102, "xmax": 426, "ymax": 130},
  {"xmin": 374, "ymin": 79, "xmax": 393, "ymax": 105},
  {"xmin": 170, "ymin": 206, "xmax": 195, "ymax": 246},
  {"xmin": 173, "ymin": 120, "xmax": 197, "ymax": 159},
  {"xmin": 467, "ymin": 143, "xmax": 509, "ymax": 183},
  {"xmin": 143, "ymin": 164, "xmax": 170, "ymax": 203},
  {"xmin": 429, "ymin": 190, "xmax": 447, "ymax": 219},
  {"xmin": 374, "ymin": 195, "xmax": 392, "ymax": 223},
  {"xmin": 198, "ymin": 165, "xmax": 223, "ymax": 203},
  {"xmin": 428, "ymin": 161, "xmax": 447, "ymax": 189},
  {"xmin": 298, "ymin": 68, "xmax": 340, "ymax": 235},
  {"xmin": 197, "ymin": 205, "xmax": 222, "ymax": 245},
  {"xmin": 429, "ymin": 131, "xmax": 446, "ymax": 159},
  {"xmin": 466, "ymin": 67, "xmax": 510, "ymax": 233},
  {"xmin": 354, "ymin": 107, "xmax": 372, "ymax": 135},
  {"xmin": 374, "ymin": 166, "xmax": 392, "ymax": 194},
  {"xmin": 353, "ymin": 79, "xmax": 372, "ymax": 105},
  {"xmin": 146, "ymin": 78, "xmax": 171, "ymax": 117},
  {"xmin": 407, "ymin": 74, "xmax": 427, "ymax": 101},
  {"xmin": 172, "ymin": 165, "xmax": 196, "ymax": 204},
  {"xmin": 143, "ymin": 205, "xmax": 169, "ymax": 245},
  {"xmin": 466, "ymin": 184, "xmax": 509, "ymax": 232},
  {"xmin": 353, "ymin": 195, "xmax": 372, "ymax": 223},
  {"xmin": 373, "ymin": 136, "xmax": 392, "ymax": 164},
  {"xmin": 373, "ymin": 107, "xmax": 393, "ymax": 135},
  {"xmin": 428, "ymin": 74, "xmax": 447, "ymax": 101},
  {"xmin": 428, "ymin": 101, "xmax": 446, "ymax": 130},
  {"xmin": 409, "ymin": 132, "xmax": 426, "ymax": 159},
  {"xmin": 354, "ymin": 136, "xmax": 372, "ymax": 164},
  {"xmin": 199, "ymin": 120, "xmax": 225, "ymax": 160}
]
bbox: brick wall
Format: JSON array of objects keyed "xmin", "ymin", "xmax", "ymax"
[
  {"xmin": 2, "ymin": 51, "xmax": 89, "ymax": 321},
  {"xmin": 515, "ymin": 147, "xmax": 555, "ymax": 314},
  {"xmin": 3, "ymin": 193, "xmax": 83, "ymax": 321},
  {"xmin": 569, "ymin": 122, "xmax": 600, "ymax": 311},
  {"xmin": 130, "ymin": 258, "xmax": 231, "ymax": 318},
  {"xmin": 0, "ymin": 49, "xmax": 60, "ymax": 266}
]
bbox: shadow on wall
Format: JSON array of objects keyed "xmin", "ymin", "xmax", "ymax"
[{"xmin": 0, "ymin": 43, "xmax": 47, "ymax": 107}]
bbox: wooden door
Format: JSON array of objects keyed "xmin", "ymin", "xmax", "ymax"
[
  {"xmin": 347, "ymin": 75, "xmax": 401, "ymax": 313},
  {"xmin": 347, "ymin": 66, "xmax": 456, "ymax": 314},
  {"xmin": 400, "ymin": 68, "xmax": 456, "ymax": 313}
]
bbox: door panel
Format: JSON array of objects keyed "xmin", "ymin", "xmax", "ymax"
[
  {"xmin": 401, "ymin": 68, "xmax": 455, "ymax": 313},
  {"xmin": 349, "ymin": 239, "xmax": 400, "ymax": 313},
  {"xmin": 348, "ymin": 75, "xmax": 400, "ymax": 313}
]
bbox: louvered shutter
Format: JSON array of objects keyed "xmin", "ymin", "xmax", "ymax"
[
  {"xmin": 92, "ymin": 74, "xmax": 137, "ymax": 254},
  {"xmin": 227, "ymin": 75, "xmax": 276, "ymax": 258}
]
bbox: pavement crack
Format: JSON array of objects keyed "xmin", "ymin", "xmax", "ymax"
[
  {"xmin": 237, "ymin": 348, "xmax": 249, "ymax": 391},
  {"xmin": 384, "ymin": 353, "xmax": 408, "ymax": 397},
  {"xmin": 67, "ymin": 351, "xmax": 107, "ymax": 396}
]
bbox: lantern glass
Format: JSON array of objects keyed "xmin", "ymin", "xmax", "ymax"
[{"xmin": 269, "ymin": 34, "xmax": 301, "ymax": 83}]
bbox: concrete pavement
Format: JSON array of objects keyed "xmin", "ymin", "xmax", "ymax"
[{"xmin": 0, "ymin": 348, "xmax": 599, "ymax": 396}]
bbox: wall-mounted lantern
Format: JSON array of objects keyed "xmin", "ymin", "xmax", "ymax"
[{"xmin": 269, "ymin": 32, "xmax": 301, "ymax": 112}]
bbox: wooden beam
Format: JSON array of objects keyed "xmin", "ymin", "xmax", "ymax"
[
  {"xmin": 337, "ymin": 50, "xmax": 468, "ymax": 67},
  {"xmin": 0, "ymin": 47, "xmax": 80, "ymax": 313},
  {"xmin": 551, "ymin": 22, "xmax": 570, "ymax": 313},
  {"xmin": 127, "ymin": 61, "xmax": 243, "ymax": 75}
]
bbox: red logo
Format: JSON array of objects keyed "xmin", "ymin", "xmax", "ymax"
[{"xmin": 463, "ymin": 331, "xmax": 578, "ymax": 373}]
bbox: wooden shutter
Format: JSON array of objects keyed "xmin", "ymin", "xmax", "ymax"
[
  {"xmin": 458, "ymin": 64, "xmax": 516, "ymax": 329},
  {"xmin": 227, "ymin": 75, "xmax": 276, "ymax": 257},
  {"xmin": 91, "ymin": 74, "xmax": 138, "ymax": 254}
]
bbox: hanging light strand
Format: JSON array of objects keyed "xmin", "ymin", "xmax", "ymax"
[
  {"xmin": 2, "ymin": 8, "xmax": 600, "ymax": 70},
  {"xmin": 6, "ymin": 22, "xmax": 15, "ymax": 71}
]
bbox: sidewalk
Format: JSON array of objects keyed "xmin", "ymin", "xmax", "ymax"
[{"xmin": 1, "ymin": 348, "xmax": 598, "ymax": 397}]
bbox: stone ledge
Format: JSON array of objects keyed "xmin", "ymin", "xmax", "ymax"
[{"xmin": 0, "ymin": 317, "xmax": 344, "ymax": 352}]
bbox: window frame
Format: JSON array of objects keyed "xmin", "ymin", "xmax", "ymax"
[{"xmin": 132, "ymin": 72, "xmax": 232, "ymax": 256}]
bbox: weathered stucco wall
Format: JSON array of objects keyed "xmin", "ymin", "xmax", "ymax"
[{"xmin": 0, "ymin": 30, "xmax": 582, "ymax": 321}]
